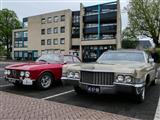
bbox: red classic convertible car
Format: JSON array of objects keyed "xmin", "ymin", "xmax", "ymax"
[{"xmin": 5, "ymin": 54, "xmax": 81, "ymax": 89}]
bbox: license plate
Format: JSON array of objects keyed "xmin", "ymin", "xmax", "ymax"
[
  {"xmin": 88, "ymin": 86, "xmax": 100, "ymax": 93},
  {"xmin": 8, "ymin": 78, "xmax": 16, "ymax": 83}
]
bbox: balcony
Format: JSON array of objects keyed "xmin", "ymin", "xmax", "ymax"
[
  {"xmin": 83, "ymin": 25, "xmax": 117, "ymax": 34},
  {"xmin": 83, "ymin": 11, "xmax": 117, "ymax": 23},
  {"xmin": 101, "ymin": 25, "xmax": 117, "ymax": 34},
  {"xmin": 100, "ymin": 11, "xmax": 117, "ymax": 23}
]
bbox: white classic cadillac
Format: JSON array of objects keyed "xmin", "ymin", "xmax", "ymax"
[{"xmin": 61, "ymin": 50, "xmax": 157, "ymax": 102}]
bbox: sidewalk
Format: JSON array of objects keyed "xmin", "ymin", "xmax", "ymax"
[{"xmin": 0, "ymin": 91, "xmax": 139, "ymax": 120}]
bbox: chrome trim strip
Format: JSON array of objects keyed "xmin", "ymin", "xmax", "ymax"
[
  {"xmin": 6, "ymin": 77, "xmax": 35, "ymax": 81},
  {"xmin": 6, "ymin": 77, "xmax": 21, "ymax": 81},
  {"xmin": 61, "ymin": 77, "xmax": 80, "ymax": 81},
  {"xmin": 81, "ymin": 69, "xmax": 115, "ymax": 73},
  {"xmin": 80, "ymin": 69, "xmax": 135, "ymax": 74},
  {"xmin": 113, "ymin": 82, "xmax": 145, "ymax": 87},
  {"xmin": 79, "ymin": 82, "xmax": 115, "ymax": 87}
]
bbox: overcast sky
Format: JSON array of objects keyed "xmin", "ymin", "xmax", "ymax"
[{"xmin": 0, "ymin": 0, "xmax": 129, "ymax": 29}]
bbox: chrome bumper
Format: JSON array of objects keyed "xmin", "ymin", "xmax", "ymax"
[
  {"xmin": 5, "ymin": 77, "xmax": 34, "ymax": 85},
  {"xmin": 61, "ymin": 77, "xmax": 79, "ymax": 85},
  {"xmin": 61, "ymin": 77, "xmax": 145, "ymax": 95}
]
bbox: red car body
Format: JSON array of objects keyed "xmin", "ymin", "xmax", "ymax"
[
  {"xmin": 5, "ymin": 62, "xmax": 62, "ymax": 80},
  {"xmin": 5, "ymin": 54, "xmax": 81, "ymax": 89}
]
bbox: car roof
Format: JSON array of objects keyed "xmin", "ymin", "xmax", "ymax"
[
  {"xmin": 42, "ymin": 53, "xmax": 76, "ymax": 57},
  {"xmin": 106, "ymin": 49, "xmax": 145, "ymax": 53}
]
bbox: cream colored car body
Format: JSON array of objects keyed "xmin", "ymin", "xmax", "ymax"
[
  {"xmin": 64, "ymin": 55, "xmax": 156, "ymax": 84},
  {"xmin": 62, "ymin": 50, "xmax": 156, "ymax": 102}
]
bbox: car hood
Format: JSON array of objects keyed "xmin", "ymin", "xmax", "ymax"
[
  {"xmin": 81, "ymin": 61, "xmax": 147, "ymax": 74},
  {"xmin": 5, "ymin": 62, "xmax": 61, "ymax": 71}
]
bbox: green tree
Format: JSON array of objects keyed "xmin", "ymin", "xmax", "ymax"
[
  {"xmin": 0, "ymin": 44, "xmax": 6, "ymax": 56},
  {"xmin": 128, "ymin": 0, "xmax": 160, "ymax": 46},
  {"xmin": 0, "ymin": 8, "xmax": 21, "ymax": 58},
  {"xmin": 122, "ymin": 27, "xmax": 138, "ymax": 49},
  {"xmin": 122, "ymin": 27, "xmax": 137, "ymax": 41}
]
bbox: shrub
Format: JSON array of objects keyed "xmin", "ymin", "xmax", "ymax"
[{"xmin": 122, "ymin": 40, "xmax": 138, "ymax": 49}]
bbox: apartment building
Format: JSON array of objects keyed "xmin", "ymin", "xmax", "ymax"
[
  {"xmin": 12, "ymin": 9, "xmax": 72, "ymax": 60},
  {"xmin": 12, "ymin": 0, "xmax": 121, "ymax": 62}
]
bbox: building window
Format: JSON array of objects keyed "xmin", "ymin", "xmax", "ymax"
[
  {"xmin": 24, "ymin": 31, "xmax": 28, "ymax": 37},
  {"xmin": 14, "ymin": 32, "xmax": 21, "ymax": 38},
  {"xmin": 23, "ymin": 22, "xmax": 28, "ymax": 28},
  {"xmin": 14, "ymin": 41, "xmax": 19, "ymax": 48},
  {"xmin": 41, "ymin": 18, "xmax": 46, "ymax": 24},
  {"xmin": 47, "ymin": 39, "xmax": 52, "ymax": 45},
  {"xmin": 41, "ymin": 29, "xmax": 45, "ymax": 35},
  {"xmin": 61, "ymin": 15, "xmax": 65, "ymax": 21},
  {"xmin": 53, "ymin": 27, "xmax": 58, "ymax": 34},
  {"xmin": 41, "ymin": 39, "xmax": 45, "ymax": 45},
  {"xmin": 72, "ymin": 15, "xmax": 80, "ymax": 23},
  {"xmin": 60, "ymin": 38, "xmax": 65, "ymax": 44},
  {"xmin": 53, "ymin": 16, "xmax": 59, "ymax": 22},
  {"xmin": 60, "ymin": 27, "xmax": 65, "ymax": 33},
  {"xmin": 24, "ymin": 41, "xmax": 28, "ymax": 47},
  {"xmin": 47, "ymin": 28, "xmax": 52, "ymax": 34},
  {"xmin": 14, "ymin": 31, "xmax": 28, "ymax": 48},
  {"xmin": 14, "ymin": 51, "xmax": 19, "ymax": 58},
  {"xmin": 53, "ymin": 39, "xmax": 58, "ymax": 45},
  {"xmin": 47, "ymin": 17, "xmax": 52, "ymax": 23}
]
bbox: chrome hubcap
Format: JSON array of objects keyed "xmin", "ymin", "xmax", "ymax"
[{"xmin": 41, "ymin": 75, "xmax": 52, "ymax": 88}]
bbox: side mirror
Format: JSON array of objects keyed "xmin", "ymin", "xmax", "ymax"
[{"xmin": 149, "ymin": 58, "xmax": 154, "ymax": 63}]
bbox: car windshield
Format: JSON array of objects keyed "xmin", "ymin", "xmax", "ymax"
[
  {"xmin": 97, "ymin": 51, "xmax": 145, "ymax": 63},
  {"xmin": 36, "ymin": 54, "xmax": 64, "ymax": 63}
]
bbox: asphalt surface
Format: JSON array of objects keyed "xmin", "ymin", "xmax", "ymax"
[{"xmin": 0, "ymin": 68, "xmax": 160, "ymax": 120}]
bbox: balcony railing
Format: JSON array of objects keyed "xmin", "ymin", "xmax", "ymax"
[
  {"xmin": 83, "ymin": 25, "xmax": 117, "ymax": 34},
  {"xmin": 83, "ymin": 11, "xmax": 117, "ymax": 23}
]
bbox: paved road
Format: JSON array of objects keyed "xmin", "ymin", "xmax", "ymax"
[{"xmin": 0, "ymin": 67, "xmax": 160, "ymax": 120}]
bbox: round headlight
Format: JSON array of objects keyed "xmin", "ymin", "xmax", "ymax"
[
  {"xmin": 25, "ymin": 71, "xmax": 30, "ymax": 78},
  {"xmin": 125, "ymin": 76, "xmax": 132, "ymax": 83},
  {"xmin": 74, "ymin": 72, "xmax": 80, "ymax": 79},
  {"xmin": 67, "ymin": 72, "xmax": 74, "ymax": 78},
  {"xmin": 7, "ymin": 70, "xmax": 11, "ymax": 75},
  {"xmin": 117, "ymin": 75, "xmax": 124, "ymax": 82},
  {"xmin": 4, "ymin": 70, "xmax": 8, "ymax": 75},
  {"xmin": 20, "ymin": 71, "xmax": 25, "ymax": 77}
]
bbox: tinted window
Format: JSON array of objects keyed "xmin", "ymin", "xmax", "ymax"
[
  {"xmin": 97, "ymin": 52, "xmax": 145, "ymax": 63},
  {"xmin": 64, "ymin": 56, "xmax": 73, "ymax": 63},
  {"xmin": 73, "ymin": 57, "xmax": 81, "ymax": 63},
  {"xmin": 36, "ymin": 54, "xmax": 63, "ymax": 63}
]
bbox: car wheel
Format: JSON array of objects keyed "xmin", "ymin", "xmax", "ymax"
[
  {"xmin": 137, "ymin": 87, "xmax": 145, "ymax": 103},
  {"xmin": 74, "ymin": 86, "xmax": 84, "ymax": 95},
  {"xmin": 36, "ymin": 72, "xmax": 54, "ymax": 90}
]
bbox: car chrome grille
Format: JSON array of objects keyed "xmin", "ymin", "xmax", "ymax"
[
  {"xmin": 80, "ymin": 71, "xmax": 114, "ymax": 85},
  {"xmin": 10, "ymin": 70, "xmax": 20, "ymax": 78}
]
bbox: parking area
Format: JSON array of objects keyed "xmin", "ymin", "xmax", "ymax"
[
  {"xmin": 0, "ymin": 91, "xmax": 139, "ymax": 120},
  {"xmin": 0, "ymin": 63, "xmax": 160, "ymax": 120}
]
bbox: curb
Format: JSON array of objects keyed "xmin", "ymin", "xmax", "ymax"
[{"xmin": 154, "ymin": 91, "xmax": 160, "ymax": 120}]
